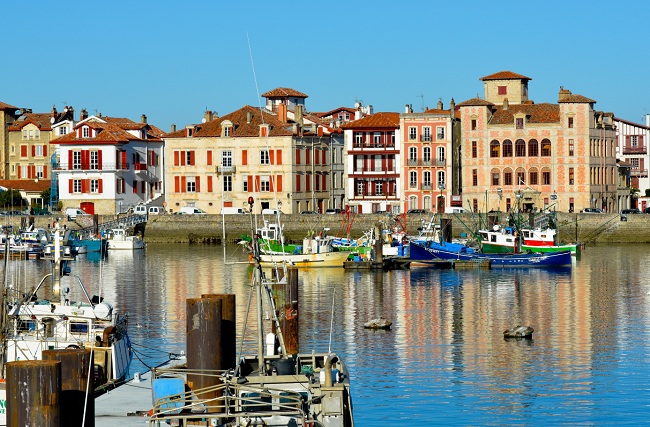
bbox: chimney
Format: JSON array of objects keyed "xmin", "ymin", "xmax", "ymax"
[
  {"xmin": 503, "ymin": 98, "xmax": 509, "ymax": 110},
  {"xmin": 405, "ymin": 104, "xmax": 410, "ymax": 113},
  {"xmin": 437, "ymin": 99, "xmax": 443, "ymax": 110},
  {"xmin": 203, "ymin": 110, "xmax": 213, "ymax": 122},
  {"xmin": 295, "ymin": 105, "xmax": 304, "ymax": 126},
  {"xmin": 449, "ymin": 98, "xmax": 455, "ymax": 119},
  {"xmin": 558, "ymin": 86, "xmax": 571, "ymax": 101},
  {"xmin": 51, "ymin": 105, "xmax": 57, "ymax": 118},
  {"xmin": 141, "ymin": 114, "xmax": 147, "ymax": 124},
  {"xmin": 646, "ymin": 114, "xmax": 649, "ymax": 127},
  {"xmin": 171, "ymin": 124, "xmax": 176, "ymax": 133},
  {"xmin": 246, "ymin": 111, "xmax": 253, "ymax": 124},
  {"xmin": 355, "ymin": 109, "xmax": 362, "ymax": 120},
  {"xmin": 278, "ymin": 103, "xmax": 287, "ymax": 123},
  {"xmin": 80, "ymin": 109, "xmax": 88, "ymax": 120}
]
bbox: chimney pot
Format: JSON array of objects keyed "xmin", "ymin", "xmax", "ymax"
[
  {"xmin": 141, "ymin": 114, "xmax": 147, "ymax": 124},
  {"xmin": 171, "ymin": 124, "xmax": 176, "ymax": 133}
]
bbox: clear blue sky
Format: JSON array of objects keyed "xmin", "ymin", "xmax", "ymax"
[{"xmin": 3, "ymin": 1, "xmax": 649, "ymax": 132}]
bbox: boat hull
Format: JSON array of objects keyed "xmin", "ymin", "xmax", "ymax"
[
  {"xmin": 522, "ymin": 243, "xmax": 580, "ymax": 255},
  {"xmin": 260, "ymin": 250, "xmax": 348, "ymax": 267},
  {"xmin": 108, "ymin": 238, "xmax": 145, "ymax": 250},
  {"xmin": 410, "ymin": 241, "xmax": 572, "ymax": 267}
]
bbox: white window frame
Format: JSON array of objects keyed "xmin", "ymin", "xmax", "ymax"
[
  {"xmin": 35, "ymin": 145, "xmax": 44, "ymax": 157},
  {"xmin": 375, "ymin": 181, "xmax": 383, "ymax": 195},
  {"xmin": 186, "ymin": 177, "xmax": 196, "ymax": 193},
  {"xmin": 409, "ymin": 171, "xmax": 417, "ymax": 188},
  {"xmin": 73, "ymin": 151, "xmax": 81, "ymax": 169},
  {"xmin": 260, "ymin": 150, "xmax": 270, "ymax": 165},
  {"xmin": 423, "ymin": 171, "xmax": 432, "ymax": 187},
  {"xmin": 222, "ymin": 150, "xmax": 233, "ymax": 167},
  {"xmin": 90, "ymin": 151, "xmax": 99, "ymax": 170},
  {"xmin": 436, "ymin": 126, "xmax": 445, "ymax": 140},
  {"xmin": 409, "ymin": 127, "xmax": 417, "ymax": 141},
  {"xmin": 90, "ymin": 179, "xmax": 99, "ymax": 193},
  {"xmin": 82, "ymin": 127, "xmax": 90, "ymax": 138},
  {"xmin": 422, "ymin": 127, "xmax": 431, "ymax": 141},
  {"xmin": 423, "ymin": 147, "xmax": 431, "ymax": 163},
  {"xmin": 409, "ymin": 147, "xmax": 417, "ymax": 162},
  {"xmin": 223, "ymin": 175, "xmax": 232, "ymax": 192},
  {"xmin": 437, "ymin": 171, "xmax": 445, "ymax": 187},
  {"xmin": 260, "ymin": 175, "xmax": 270, "ymax": 192},
  {"xmin": 36, "ymin": 165, "xmax": 44, "ymax": 179},
  {"xmin": 73, "ymin": 179, "xmax": 82, "ymax": 193}
]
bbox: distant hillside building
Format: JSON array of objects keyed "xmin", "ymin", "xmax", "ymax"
[
  {"xmin": 457, "ymin": 71, "xmax": 622, "ymax": 214},
  {"xmin": 614, "ymin": 115, "xmax": 650, "ymax": 205}
]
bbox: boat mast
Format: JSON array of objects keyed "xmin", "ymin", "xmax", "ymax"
[{"xmin": 0, "ymin": 228, "xmax": 10, "ymax": 377}]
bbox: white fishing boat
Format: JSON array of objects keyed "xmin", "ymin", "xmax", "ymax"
[
  {"xmin": 258, "ymin": 235, "xmax": 349, "ymax": 267},
  {"xmin": 0, "ymin": 223, "xmax": 132, "ymax": 423},
  {"xmin": 107, "ymin": 227, "xmax": 145, "ymax": 250},
  {"xmin": 149, "ymin": 198, "xmax": 354, "ymax": 426}
]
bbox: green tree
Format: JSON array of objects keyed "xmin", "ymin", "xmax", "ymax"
[{"xmin": 0, "ymin": 189, "xmax": 26, "ymax": 209}]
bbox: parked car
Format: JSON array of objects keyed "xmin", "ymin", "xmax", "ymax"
[
  {"xmin": 300, "ymin": 211, "xmax": 319, "ymax": 215},
  {"xmin": 65, "ymin": 208, "xmax": 89, "ymax": 220},
  {"xmin": 581, "ymin": 208, "xmax": 603, "ymax": 213},
  {"xmin": 407, "ymin": 209, "xmax": 427, "ymax": 214},
  {"xmin": 643, "ymin": 207, "xmax": 650, "ymax": 214},
  {"xmin": 180, "ymin": 207, "xmax": 207, "ymax": 215},
  {"xmin": 621, "ymin": 208, "xmax": 642, "ymax": 214},
  {"xmin": 325, "ymin": 208, "xmax": 341, "ymax": 214}
]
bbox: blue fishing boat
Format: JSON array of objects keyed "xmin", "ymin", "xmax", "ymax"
[{"xmin": 409, "ymin": 239, "xmax": 572, "ymax": 267}]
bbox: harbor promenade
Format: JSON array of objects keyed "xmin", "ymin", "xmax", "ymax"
[{"xmin": 6, "ymin": 212, "xmax": 648, "ymax": 244}]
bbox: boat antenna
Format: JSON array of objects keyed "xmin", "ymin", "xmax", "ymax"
[{"xmin": 328, "ymin": 288, "xmax": 335, "ymax": 354}]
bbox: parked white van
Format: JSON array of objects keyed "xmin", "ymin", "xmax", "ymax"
[
  {"xmin": 65, "ymin": 208, "xmax": 88, "ymax": 220},
  {"xmin": 445, "ymin": 207, "xmax": 469, "ymax": 214},
  {"xmin": 221, "ymin": 207, "xmax": 246, "ymax": 215},
  {"xmin": 261, "ymin": 209, "xmax": 281, "ymax": 215},
  {"xmin": 133, "ymin": 205, "xmax": 147, "ymax": 215},
  {"xmin": 148, "ymin": 206, "xmax": 164, "ymax": 215},
  {"xmin": 180, "ymin": 207, "xmax": 207, "ymax": 215}
]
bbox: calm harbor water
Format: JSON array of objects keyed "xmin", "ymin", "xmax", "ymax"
[{"xmin": 4, "ymin": 242, "xmax": 650, "ymax": 425}]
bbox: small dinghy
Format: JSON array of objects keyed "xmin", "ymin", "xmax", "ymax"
[
  {"xmin": 503, "ymin": 325, "xmax": 534, "ymax": 339},
  {"xmin": 364, "ymin": 317, "xmax": 392, "ymax": 330}
]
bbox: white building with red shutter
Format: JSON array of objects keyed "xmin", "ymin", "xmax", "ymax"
[
  {"xmin": 614, "ymin": 115, "xmax": 650, "ymax": 205},
  {"xmin": 50, "ymin": 113, "xmax": 164, "ymax": 214}
]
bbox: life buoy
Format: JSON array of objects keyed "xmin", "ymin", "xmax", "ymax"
[{"xmin": 66, "ymin": 344, "xmax": 81, "ymax": 349}]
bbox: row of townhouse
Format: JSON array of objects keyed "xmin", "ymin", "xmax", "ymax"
[{"xmin": 0, "ymin": 71, "xmax": 647, "ymax": 215}]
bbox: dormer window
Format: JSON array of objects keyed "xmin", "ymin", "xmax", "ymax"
[
  {"xmin": 224, "ymin": 126, "xmax": 231, "ymax": 137},
  {"xmin": 516, "ymin": 118, "xmax": 524, "ymax": 129},
  {"xmin": 221, "ymin": 120, "xmax": 234, "ymax": 137},
  {"xmin": 82, "ymin": 126, "xmax": 90, "ymax": 138}
]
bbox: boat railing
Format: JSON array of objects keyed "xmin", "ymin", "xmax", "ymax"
[{"xmin": 149, "ymin": 368, "xmax": 308, "ymax": 426}]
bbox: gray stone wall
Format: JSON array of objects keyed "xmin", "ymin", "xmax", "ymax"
[{"xmin": 13, "ymin": 212, "xmax": 650, "ymax": 244}]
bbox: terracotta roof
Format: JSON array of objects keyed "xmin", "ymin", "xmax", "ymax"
[
  {"xmin": 422, "ymin": 107, "xmax": 461, "ymax": 119},
  {"xmin": 614, "ymin": 116, "xmax": 650, "ymax": 130},
  {"xmin": 0, "ymin": 101, "xmax": 18, "ymax": 110},
  {"xmin": 261, "ymin": 87, "xmax": 308, "ymax": 98},
  {"xmin": 456, "ymin": 98, "xmax": 495, "ymax": 107},
  {"xmin": 480, "ymin": 71, "xmax": 532, "ymax": 81},
  {"xmin": 340, "ymin": 112, "xmax": 400, "ymax": 129},
  {"xmin": 558, "ymin": 94, "xmax": 596, "ymax": 104},
  {"xmin": 0, "ymin": 179, "xmax": 51, "ymax": 192},
  {"xmin": 489, "ymin": 103, "xmax": 560, "ymax": 125},
  {"xmin": 51, "ymin": 116, "xmax": 162, "ymax": 144},
  {"xmin": 315, "ymin": 107, "xmax": 357, "ymax": 118},
  {"xmin": 8, "ymin": 113, "xmax": 53, "ymax": 131},
  {"xmin": 165, "ymin": 105, "xmax": 295, "ymax": 138}
]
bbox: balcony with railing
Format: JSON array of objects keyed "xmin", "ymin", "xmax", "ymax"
[
  {"xmin": 55, "ymin": 163, "xmax": 131, "ymax": 171},
  {"xmin": 421, "ymin": 183, "xmax": 433, "ymax": 190},
  {"xmin": 420, "ymin": 135, "xmax": 432, "ymax": 142},
  {"xmin": 630, "ymin": 168, "xmax": 648, "ymax": 177},
  {"xmin": 622, "ymin": 145, "xmax": 647, "ymax": 155},
  {"xmin": 353, "ymin": 191, "xmax": 398, "ymax": 199},
  {"xmin": 216, "ymin": 165, "xmax": 237, "ymax": 174}
]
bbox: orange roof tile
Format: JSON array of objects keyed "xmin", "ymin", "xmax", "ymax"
[
  {"xmin": 489, "ymin": 103, "xmax": 560, "ymax": 124},
  {"xmin": 480, "ymin": 71, "xmax": 532, "ymax": 81},
  {"xmin": 558, "ymin": 94, "xmax": 596, "ymax": 104},
  {"xmin": 0, "ymin": 179, "xmax": 51, "ymax": 192},
  {"xmin": 456, "ymin": 98, "xmax": 495, "ymax": 107},
  {"xmin": 261, "ymin": 87, "xmax": 308, "ymax": 98},
  {"xmin": 340, "ymin": 112, "xmax": 400, "ymax": 129},
  {"xmin": 0, "ymin": 101, "xmax": 18, "ymax": 110},
  {"xmin": 8, "ymin": 113, "xmax": 53, "ymax": 131}
]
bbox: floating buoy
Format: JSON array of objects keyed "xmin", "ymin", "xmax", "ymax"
[
  {"xmin": 503, "ymin": 325, "xmax": 534, "ymax": 339},
  {"xmin": 364, "ymin": 317, "xmax": 392, "ymax": 330}
]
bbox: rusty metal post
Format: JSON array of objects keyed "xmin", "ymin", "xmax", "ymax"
[
  {"xmin": 187, "ymin": 298, "xmax": 222, "ymax": 401},
  {"xmin": 201, "ymin": 294, "xmax": 236, "ymax": 370},
  {"xmin": 7, "ymin": 360, "xmax": 61, "ymax": 427},
  {"xmin": 271, "ymin": 267, "xmax": 299, "ymax": 355},
  {"xmin": 42, "ymin": 348, "xmax": 94, "ymax": 427}
]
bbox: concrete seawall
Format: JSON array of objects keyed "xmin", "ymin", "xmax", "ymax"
[{"xmin": 10, "ymin": 212, "xmax": 650, "ymax": 244}]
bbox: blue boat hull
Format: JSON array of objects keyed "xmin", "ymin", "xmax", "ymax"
[{"xmin": 410, "ymin": 240, "xmax": 572, "ymax": 267}]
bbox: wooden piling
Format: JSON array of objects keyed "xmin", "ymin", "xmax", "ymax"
[
  {"xmin": 7, "ymin": 360, "xmax": 61, "ymax": 427},
  {"xmin": 42, "ymin": 348, "xmax": 94, "ymax": 427},
  {"xmin": 200, "ymin": 293, "xmax": 236, "ymax": 370},
  {"xmin": 186, "ymin": 297, "xmax": 222, "ymax": 400}
]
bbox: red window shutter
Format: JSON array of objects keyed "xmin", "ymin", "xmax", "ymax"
[
  {"xmin": 31, "ymin": 145, "xmax": 35, "ymax": 157},
  {"xmin": 30, "ymin": 165, "xmax": 35, "ymax": 178},
  {"xmin": 43, "ymin": 145, "xmax": 48, "ymax": 157},
  {"xmin": 276, "ymin": 175, "xmax": 282, "ymax": 192},
  {"xmin": 83, "ymin": 179, "xmax": 89, "ymax": 193},
  {"xmin": 196, "ymin": 176, "xmax": 201, "ymax": 192},
  {"xmin": 68, "ymin": 180, "xmax": 73, "ymax": 193},
  {"xmin": 17, "ymin": 167, "xmax": 21, "ymax": 178},
  {"xmin": 315, "ymin": 150, "xmax": 320, "ymax": 165},
  {"xmin": 43, "ymin": 166, "xmax": 48, "ymax": 178},
  {"xmin": 141, "ymin": 181, "xmax": 145, "ymax": 194},
  {"xmin": 82, "ymin": 150, "xmax": 89, "ymax": 169},
  {"xmin": 270, "ymin": 150, "xmax": 275, "ymax": 165},
  {"xmin": 322, "ymin": 175, "xmax": 326, "ymax": 190},
  {"xmin": 255, "ymin": 176, "xmax": 260, "ymax": 193},
  {"xmin": 296, "ymin": 175, "xmax": 301, "ymax": 192},
  {"xmin": 189, "ymin": 151, "xmax": 195, "ymax": 166},
  {"xmin": 306, "ymin": 149, "xmax": 311, "ymax": 164},
  {"xmin": 68, "ymin": 151, "xmax": 73, "ymax": 168},
  {"xmin": 181, "ymin": 176, "xmax": 186, "ymax": 192},
  {"xmin": 242, "ymin": 150, "xmax": 248, "ymax": 165},
  {"xmin": 247, "ymin": 175, "xmax": 253, "ymax": 192},
  {"xmin": 20, "ymin": 145, "xmax": 27, "ymax": 157},
  {"xmin": 181, "ymin": 151, "xmax": 186, "ymax": 166},
  {"xmin": 382, "ymin": 156, "xmax": 387, "ymax": 171},
  {"xmin": 174, "ymin": 176, "xmax": 180, "ymax": 192},
  {"xmin": 207, "ymin": 150, "xmax": 212, "ymax": 166},
  {"xmin": 322, "ymin": 150, "xmax": 326, "ymax": 165},
  {"xmin": 98, "ymin": 150, "xmax": 103, "ymax": 170},
  {"xmin": 269, "ymin": 177, "xmax": 274, "ymax": 193},
  {"xmin": 261, "ymin": 127, "xmax": 267, "ymax": 137},
  {"xmin": 207, "ymin": 176, "xmax": 213, "ymax": 192},
  {"xmin": 121, "ymin": 151, "xmax": 127, "ymax": 169},
  {"xmin": 98, "ymin": 179, "xmax": 103, "ymax": 193},
  {"xmin": 295, "ymin": 149, "xmax": 300, "ymax": 165},
  {"xmin": 174, "ymin": 151, "xmax": 179, "ymax": 166}
]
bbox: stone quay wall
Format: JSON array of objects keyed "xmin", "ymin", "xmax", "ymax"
[{"xmin": 10, "ymin": 212, "xmax": 650, "ymax": 244}]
